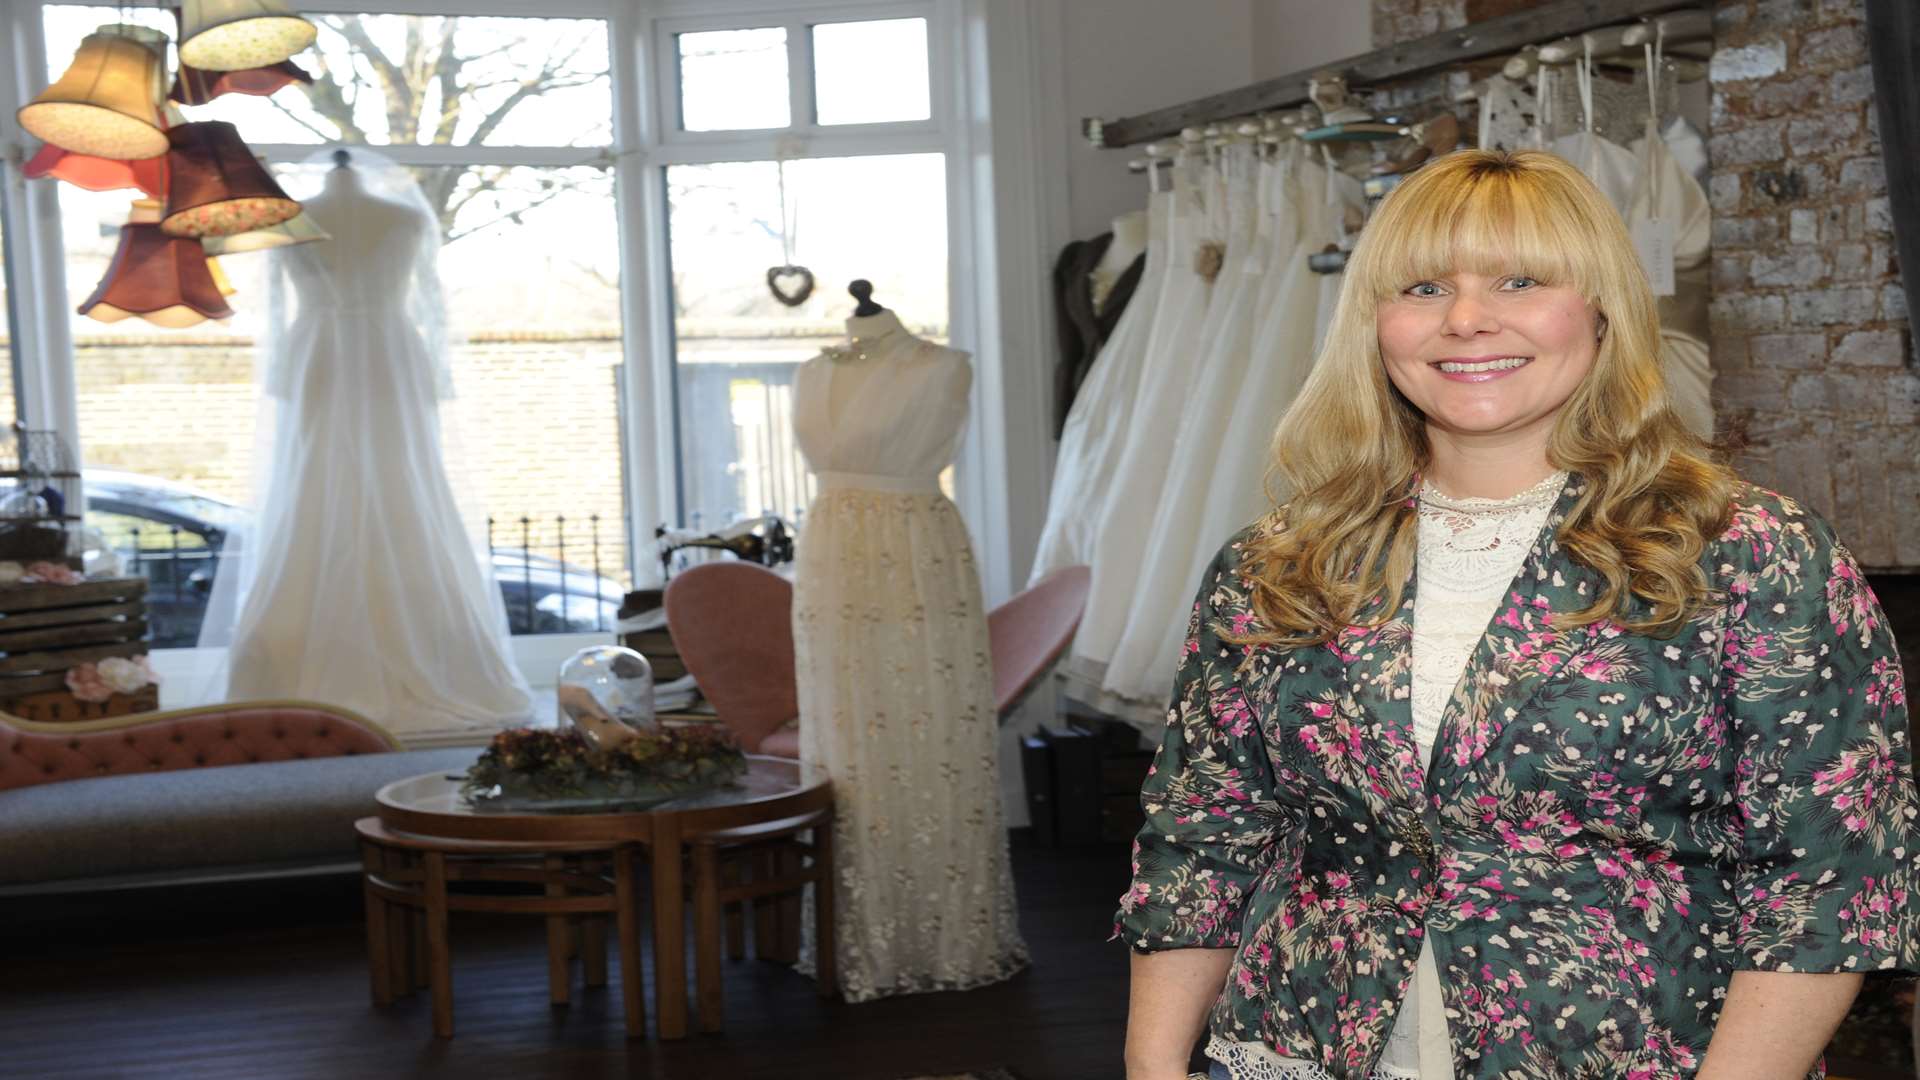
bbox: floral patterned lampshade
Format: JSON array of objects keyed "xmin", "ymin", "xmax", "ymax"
[
  {"xmin": 17, "ymin": 26, "xmax": 170, "ymax": 160},
  {"xmin": 171, "ymin": 57, "xmax": 311, "ymax": 106},
  {"xmin": 201, "ymin": 210, "xmax": 330, "ymax": 256},
  {"xmin": 22, "ymin": 141, "xmax": 166, "ymax": 198},
  {"xmin": 160, "ymin": 120, "xmax": 300, "ymax": 238},
  {"xmin": 80, "ymin": 199, "xmax": 235, "ymax": 328},
  {"xmin": 177, "ymin": 0, "xmax": 317, "ymax": 72}
]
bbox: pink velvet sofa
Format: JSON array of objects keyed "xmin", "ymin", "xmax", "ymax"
[{"xmin": 0, "ymin": 701, "xmax": 483, "ymax": 895}]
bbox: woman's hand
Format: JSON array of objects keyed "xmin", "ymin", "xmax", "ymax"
[
  {"xmin": 1696, "ymin": 970, "xmax": 1863, "ymax": 1079},
  {"xmin": 1125, "ymin": 948, "xmax": 1234, "ymax": 1079}
]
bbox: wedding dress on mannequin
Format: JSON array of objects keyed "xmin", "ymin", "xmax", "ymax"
[
  {"xmin": 1029, "ymin": 185, "xmax": 1171, "ymax": 584},
  {"xmin": 1065, "ymin": 151, "xmax": 1222, "ymax": 696},
  {"xmin": 200, "ymin": 148, "xmax": 531, "ymax": 736},
  {"xmin": 790, "ymin": 309, "xmax": 1027, "ymax": 1002}
]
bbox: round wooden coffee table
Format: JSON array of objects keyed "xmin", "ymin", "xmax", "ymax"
[{"xmin": 372, "ymin": 755, "xmax": 831, "ymax": 1040}]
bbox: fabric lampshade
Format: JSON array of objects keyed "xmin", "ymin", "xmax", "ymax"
[
  {"xmin": 17, "ymin": 26, "xmax": 169, "ymax": 160},
  {"xmin": 23, "ymin": 142, "xmax": 166, "ymax": 198},
  {"xmin": 205, "ymin": 256, "xmax": 238, "ymax": 297},
  {"xmin": 201, "ymin": 211, "xmax": 331, "ymax": 255},
  {"xmin": 177, "ymin": 0, "xmax": 318, "ymax": 72},
  {"xmin": 171, "ymin": 57, "xmax": 312, "ymax": 106},
  {"xmin": 81, "ymin": 200, "xmax": 235, "ymax": 328},
  {"xmin": 161, "ymin": 120, "xmax": 301, "ymax": 238}
]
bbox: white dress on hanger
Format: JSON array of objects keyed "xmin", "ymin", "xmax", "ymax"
[
  {"xmin": 1097, "ymin": 148, "xmax": 1293, "ymax": 713},
  {"xmin": 217, "ymin": 163, "xmax": 532, "ymax": 736},
  {"xmin": 790, "ymin": 310, "xmax": 1028, "ymax": 1002},
  {"xmin": 1103, "ymin": 151, "xmax": 1365, "ymax": 717},
  {"xmin": 1028, "ymin": 190, "xmax": 1171, "ymax": 584},
  {"xmin": 1628, "ymin": 116, "xmax": 1716, "ymax": 439},
  {"xmin": 1065, "ymin": 157, "xmax": 1222, "ymax": 698},
  {"xmin": 1548, "ymin": 57, "xmax": 1638, "ymax": 214}
]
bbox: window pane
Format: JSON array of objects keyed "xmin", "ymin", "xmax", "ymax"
[
  {"xmin": 0, "ymin": 190, "xmax": 18, "ymax": 427},
  {"xmin": 812, "ymin": 19, "xmax": 930, "ymax": 126},
  {"xmin": 63, "ymin": 164, "xmax": 630, "ymax": 637},
  {"xmin": 677, "ymin": 27, "xmax": 790, "ymax": 132},
  {"xmin": 665, "ymin": 153, "xmax": 948, "ymax": 529},
  {"xmin": 43, "ymin": 7, "xmax": 612, "ymax": 148}
]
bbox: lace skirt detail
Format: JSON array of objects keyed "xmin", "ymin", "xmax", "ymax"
[
  {"xmin": 792, "ymin": 488, "xmax": 1029, "ymax": 1002},
  {"xmin": 1206, "ymin": 1035, "xmax": 1421, "ymax": 1080}
]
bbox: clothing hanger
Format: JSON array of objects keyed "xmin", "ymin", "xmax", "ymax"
[
  {"xmin": 1538, "ymin": 26, "xmax": 1631, "ymax": 65},
  {"xmin": 848, "ymin": 280, "xmax": 885, "ymax": 317}
]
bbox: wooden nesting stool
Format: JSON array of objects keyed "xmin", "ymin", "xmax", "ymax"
[
  {"xmin": 687, "ymin": 803, "xmax": 837, "ymax": 1033},
  {"xmin": 354, "ymin": 818, "xmax": 644, "ymax": 1039}
]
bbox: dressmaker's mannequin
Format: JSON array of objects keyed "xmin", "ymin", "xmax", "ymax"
[
  {"xmin": 208, "ymin": 147, "xmax": 532, "ymax": 737},
  {"xmin": 1052, "ymin": 215, "xmax": 1149, "ymax": 434},
  {"xmin": 1091, "ymin": 209, "xmax": 1148, "ymax": 312},
  {"xmin": 789, "ymin": 308, "xmax": 1028, "ymax": 1002}
]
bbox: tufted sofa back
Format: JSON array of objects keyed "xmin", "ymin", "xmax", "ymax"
[{"xmin": 0, "ymin": 702, "xmax": 401, "ymax": 793}]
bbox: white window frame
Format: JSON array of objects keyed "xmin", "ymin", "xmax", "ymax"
[
  {"xmin": 623, "ymin": 0, "xmax": 1019, "ymax": 599},
  {"xmin": 0, "ymin": 0, "xmax": 1057, "ymax": 697}
]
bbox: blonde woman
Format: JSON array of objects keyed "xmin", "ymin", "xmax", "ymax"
[{"xmin": 1117, "ymin": 150, "xmax": 1917, "ymax": 1079}]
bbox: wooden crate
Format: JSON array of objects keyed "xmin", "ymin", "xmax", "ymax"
[{"xmin": 0, "ymin": 577, "xmax": 152, "ymax": 714}]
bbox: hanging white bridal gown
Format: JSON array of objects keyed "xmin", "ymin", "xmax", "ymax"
[
  {"xmin": 1065, "ymin": 155, "xmax": 1221, "ymax": 697},
  {"xmin": 1548, "ymin": 57, "xmax": 1639, "ymax": 215},
  {"xmin": 1104, "ymin": 150, "xmax": 1365, "ymax": 714},
  {"xmin": 791, "ymin": 310, "xmax": 1028, "ymax": 1002},
  {"xmin": 1028, "ymin": 188, "xmax": 1171, "ymax": 584},
  {"xmin": 216, "ymin": 161, "xmax": 531, "ymax": 736},
  {"xmin": 1628, "ymin": 108, "xmax": 1715, "ymax": 439},
  {"xmin": 1097, "ymin": 147, "xmax": 1288, "ymax": 713}
]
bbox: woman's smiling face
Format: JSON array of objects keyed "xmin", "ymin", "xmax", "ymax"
[{"xmin": 1376, "ymin": 269, "xmax": 1601, "ymax": 442}]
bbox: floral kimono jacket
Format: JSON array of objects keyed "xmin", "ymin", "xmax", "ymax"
[{"xmin": 1116, "ymin": 478, "xmax": 1918, "ymax": 1078}]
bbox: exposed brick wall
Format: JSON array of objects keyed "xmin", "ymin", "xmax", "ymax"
[
  {"xmin": 1705, "ymin": 0, "xmax": 1916, "ymax": 568},
  {"xmin": 1369, "ymin": 0, "xmax": 1917, "ymax": 568}
]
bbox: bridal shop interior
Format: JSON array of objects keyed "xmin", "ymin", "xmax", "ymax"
[{"xmin": 1, "ymin": 0, "xmax": 1916, "ymax": 1076}]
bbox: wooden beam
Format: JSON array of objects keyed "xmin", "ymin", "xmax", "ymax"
[
  {"xmin": 1085, "ymin": 0, "xmax": 1706, "ymax": 149},
  {"xmin": 1865, "ymin": 0, "xmax": 1919, "ymax": 352}
]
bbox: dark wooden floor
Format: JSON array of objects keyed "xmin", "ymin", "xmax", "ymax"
[
  {"xmin": 1, "ymin": 830, "xmax": 1911, "ymax": 1080},
  {"xmin": 0, "ymin": 836, "xmax": 1136, "ymax": 1080}
]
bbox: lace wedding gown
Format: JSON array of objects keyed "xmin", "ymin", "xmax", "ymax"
[
  {"xmin": 790, "ymin": 311, "xmax": 1028, "ymax": 1002},
  {"xmin": 217, "ymin": 164, "xmax": 531, "ymax": 735}
]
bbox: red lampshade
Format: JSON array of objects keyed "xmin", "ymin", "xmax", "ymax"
[
  {"xmin": 170, "ymin": 58, "xmax": 312, "ymax": 106},
  {"xmin": 23, "ymin": 142, "xmax": 166, "ymax": 198},
  {"xmin": 80, "ymin": 200, "xmax": 235, "ymax": 328},
  {"xmin": 160, "ymin": 120, "xmax": 300, "ymax": 238}
]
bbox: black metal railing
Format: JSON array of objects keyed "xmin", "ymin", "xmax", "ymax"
[{"xmin": 105, "ymin": 513, "xmax": 625, "ymax": 646}]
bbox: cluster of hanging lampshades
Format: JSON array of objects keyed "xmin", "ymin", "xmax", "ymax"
[{"xmin": 17, "ymin": 0, "xmax": 328, "ymax": 328}]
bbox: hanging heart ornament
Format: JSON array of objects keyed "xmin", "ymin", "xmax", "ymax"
[{"xmin": 766, "ymin": 264, "xmax": 816, "ymax": 307}]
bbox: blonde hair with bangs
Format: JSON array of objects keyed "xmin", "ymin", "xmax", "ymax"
[{"xmin": 1237, "ymin": 149, "xmax": 1736, "ymax": 647}]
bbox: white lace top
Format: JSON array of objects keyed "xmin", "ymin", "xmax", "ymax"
[{"xmin": 1206, "ymin": 471, "xmax": 1566, "ymax": 1080}]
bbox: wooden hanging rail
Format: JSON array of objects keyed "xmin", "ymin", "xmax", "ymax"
[{"xmin": 1084, "ymin": 0, "xmax": 1706, "ymax": 149}]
